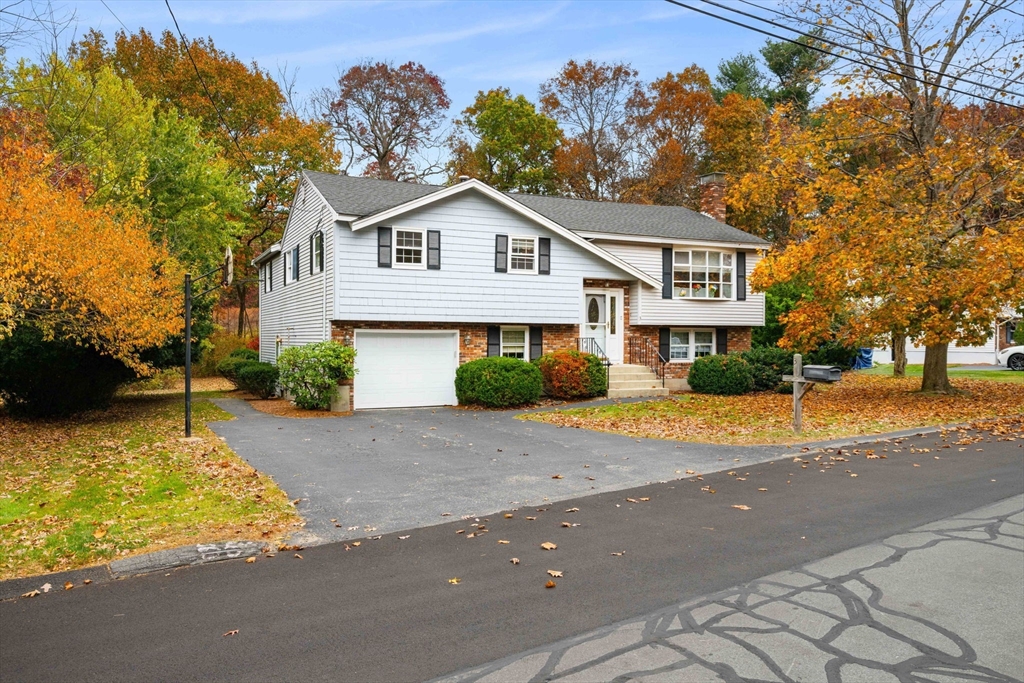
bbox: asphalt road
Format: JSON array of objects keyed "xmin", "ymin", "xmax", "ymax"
[{"xmin": 2, "ymin": 426, "xmax": 1021, "ymax": 683}]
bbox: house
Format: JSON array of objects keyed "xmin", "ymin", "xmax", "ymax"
[
  {"xmin": 873, "ymin": 309, "xmax": 1021, "ymax": 366},
  {"xmin": 254, "ymin": 171, "xmax": 768, "ymax": 409}
]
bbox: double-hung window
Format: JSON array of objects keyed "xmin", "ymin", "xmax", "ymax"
[
  {"xmin": 394, "ymin": 228, "xmax": 425, "ymax": 268},
  {"xmin": 673, "ymin": 250, "xmax": 733, "ymax": 299},
  {"xmin": 500, "ymin": 327, "xmax": 528, "ymax": 360},
  {"xmin": 310, "ymin": 231, "xmax": 324, "ymax": 274},
  {"xmin": 509, "ymin": 236, "xmax": 537, "ymax": 274},
  {"xmin": 263, "ymin": 262, "xmax": 273, "ymax": 293},
  {"xmin": 669, "ymin": 329, "xmax": 715, "ymax": 361},
  {"xmin": 285, "ymin": 246, "xmax": 300, "ymax": 283}
]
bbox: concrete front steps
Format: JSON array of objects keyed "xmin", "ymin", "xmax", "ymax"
[{"xmin": 607, "ymin": 364, "xmax": 670, "ymax": 399}]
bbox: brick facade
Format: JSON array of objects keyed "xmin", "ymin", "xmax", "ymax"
[
  {"xmin": 628, "ymin": 325, "xmax": 753, "ymax": 380},
  {"xmin": 330, "ymin": 320, "xmax": 580, "ymax": 364}
]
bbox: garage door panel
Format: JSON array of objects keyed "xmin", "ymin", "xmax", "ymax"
[{"xmin": 354, "ymin": 331, "xmax": 458, "ymax": 409}]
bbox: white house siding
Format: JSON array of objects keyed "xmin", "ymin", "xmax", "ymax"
[
  {"xmin": 597, "ymin": 240, "xmax": 765, "ymax": 327},
  {"xmin": 333, "ymin": 191, "xmax": 633, "ymax": 324},
  {"xmin": 258, "ymin": 181, "xmax": 334, "ymax": 362},
  {"xmin": 873, "ymin": 330, "xmax": 1000, "ymax": 366}
]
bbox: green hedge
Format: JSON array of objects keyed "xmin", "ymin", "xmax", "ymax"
[
  {"xmin": 229, "ymin": 348, "xmax": 259, "ymax": 361},
  {"xmin": 740, "ymin": 346, "xmax": 795, "ymax": 392},
  {"xmin": 277, "ymin": 341, "xmax": 357, "ymax": 410},
  {"xmin": 236, "ymin": 361, "xmax": 279, "ymax": 399},
  {"xmin": 534, "ymin": 350, "xmax": 607, "ymax": 399},
  {"xmin": 455, "ymin": 357, "xmax": 543, "ymax": 408},
  {"xmin": 216, "ymin": 355, "xmax": 251, "ymax": 387},
  {"xmin": 687, "ymin": 354, "xmax": 755, "ymax": 395}
]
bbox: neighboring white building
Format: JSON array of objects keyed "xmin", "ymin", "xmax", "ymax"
[{"xmin": 873, "ymin": 315, "xmax": 1019, "ymax": 365}]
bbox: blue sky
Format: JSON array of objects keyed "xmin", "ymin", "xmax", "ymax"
[{"xmin": 8, "ymin": 0, "xmax": 773, "ymax": 115}]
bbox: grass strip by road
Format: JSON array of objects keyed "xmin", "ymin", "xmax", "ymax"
[
  {"xmin": 522, "ymin": 372, "xmax": 1024, "ymax": 445},
  {"xmin": 859, "ymin": 364, "xmax": 1023, "ymax": 383},
  {"xmin": 0, "ymin": 395, "xmax": 300, "ymax": 580}
]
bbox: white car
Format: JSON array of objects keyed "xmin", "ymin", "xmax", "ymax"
[{"xmin": 996, "ymin": 345, "xmax": 1024, "ymax": 371}]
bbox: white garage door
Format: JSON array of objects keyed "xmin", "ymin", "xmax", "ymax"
[{"xmin": 354, "ymin": 330, "xmax": 459, "ymax": 409}]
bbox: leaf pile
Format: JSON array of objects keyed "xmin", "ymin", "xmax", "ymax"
[
  {"xmin": 523, "ymin": 374, "xmax": 1024, "ymax": 445},
  {"xmin": 0, "ymin": 395, "xmax": 299, "ymax": 580}
]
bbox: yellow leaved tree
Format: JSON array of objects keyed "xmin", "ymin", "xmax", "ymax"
[
  {"xmin": 0, "ymin": 112, "xmax": 181, "ymax": 372},
  {"xmin": 736, "ymin": 98, "xmax": 1023, "ymax": 393}
]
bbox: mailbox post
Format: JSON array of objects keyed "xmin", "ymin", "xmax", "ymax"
[{"xmin": 782, "ymin": 354, "xmax": 842, "ymax": 435}]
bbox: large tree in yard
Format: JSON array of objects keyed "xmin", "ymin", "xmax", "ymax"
[{"xmin": 318, "ymin": 60, "xmax": 449, "ymax": 182}]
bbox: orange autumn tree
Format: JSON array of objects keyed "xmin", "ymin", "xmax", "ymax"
[
  {"xmin": 738, "ymin": 98, "xmax": 1024, "ymax": 393},
  {"xmin": 0, "ymin": 113, "xmax": 181, "ymax": 371}
]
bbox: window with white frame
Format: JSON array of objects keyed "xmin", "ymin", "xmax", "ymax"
[
  {"xmin": 310, "ymin": 231, "xmax": 324, "ymax": 274},
  {"xmin": 673, "ymin": 250, "xmax": 733, "ymax": 299},
  {"xmin": 669, "ymin": 329, "xmax": 715, "ymax": 361},
  {"xmin": 500, "ymin": 327, "xmax": 528, "ymax": 359},
  {"xmin": 394, "ymin": 229, "xmax": 425, "ymax": 267},
  {"xmin": 263, "ymin": 262, "xmax": 273, "ymax": 293},
  {"xmin": 509, "ymin": 236, "xmax": 537, "ymax": 273},
  {"xmin": 285, "ymin": 250, "xmax": 293, "ymax": 283}
]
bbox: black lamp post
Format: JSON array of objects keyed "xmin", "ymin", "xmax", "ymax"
[{"xmin": 184, "ymin": 247, "xmax": 233, "ymax": 437}]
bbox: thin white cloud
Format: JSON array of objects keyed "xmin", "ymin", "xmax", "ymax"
[{"xmin": 261, "ymin": 2, "xmax": 567, "ymax": 67}]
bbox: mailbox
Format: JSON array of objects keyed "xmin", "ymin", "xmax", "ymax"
[{"xmin": 802, "ymin": 365, "xmax": 842, "ymax": 382}]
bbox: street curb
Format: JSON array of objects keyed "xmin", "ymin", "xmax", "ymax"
[{"xmin": 0, "ymin": 540, "xmax": 266, "ymax": 602}]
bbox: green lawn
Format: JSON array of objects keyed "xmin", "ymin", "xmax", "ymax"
[
  {"xmin": 0, "ymin": 395, "xmax": 299, "ymax": 580},
  {"xmin": 859, "ymin": 364, "xmax": 1023, "ymax": 383}
]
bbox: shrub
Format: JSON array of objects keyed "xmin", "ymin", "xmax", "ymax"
[
  {"xmin": 687, "ymin": 354, "xmax": 755, "ymax": 395},
  {"xmin": 0, "ymin": 326, "xmax": 135, "ymax": 417},
  {"xmin": 194, "ymin": 329, "xmax": 250, "ymax": 377},
  {"xmin": 216, "ymin": 355, "xmax": 251, "ymax": 387},
  {"xmin": 534, "ymin": 350, "xmax": 607, "ymax": 399},
  {"xmin": 806, "ymin": 340, "xmax": 857, "ymax": 371},
  {"xmin": 247, "ymin": 335, "xmax": 260, "ymax": 351},
  {"xmin": 740, "ymin": 346, "xmax": 795, "ymax": 392},
  {"xmin": 229, "ymin": 347, "xmax": 259, "ymax": 361},
  {"xmin": 277, "ymin": 341, "xmax": 357, "ymax": 410},
  {"xmin": 236, "ymin": 361, "xmax": 279, "ymax": 399},
  {"xmin": 455, "ymin": 357, "xmax": 543, "ymax": 408}
]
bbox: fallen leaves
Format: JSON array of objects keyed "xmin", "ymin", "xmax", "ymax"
[
  {"xmin": 731, "ymin": 505, "xmax": 752, "ymax": 511},
  {"xmin": 498, "ymin": 540, "xmax": 510, "ymax": 545},
  {"xmin": 540, "ymin": 542, "xmax": 557, "ymax": 551},
  {"xmin": 223, "ymin": 630, "xmax": 239, "ymax": 637},
  {"xmin": 545, "ymin": 580, "xmax": 556, "ymax": 589},
  {"xmin": 551, "ymin": 474, "xmax": 564, "ymax": 479},
  {"xmin": 546, "ymin": 570, "xmax": 563, "ymax": 578},
  {"xmin": 21, "ymin": 590, "xmax": 40, "ymax": 598},
  {"xmin": 448, "ymin": 577, "xmax": 461, "ymax": 585},
  {"xmin": 510, "ymin": 558, "xmax": 520, "ymax": 565}
]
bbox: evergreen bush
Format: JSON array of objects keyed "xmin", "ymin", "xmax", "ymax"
[
  {"xmin": 740, "ymin": 347, "xmax": 795, "ymax": 392},
  {"xmin": 687, "ymin": 354, "xmax": 755, "ymax": 395},
  {"xmin": 236, "ymin": 361, "xmax": 279, "ymax": 399},
  {"xmin": 455, "ymin": 357, "xmax": 543, "ymax": 408},
  {"xmin": 277, "ymin": 342, "xmax": 356, "ymax": 410}
]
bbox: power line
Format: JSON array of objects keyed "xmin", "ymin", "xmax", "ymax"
[
  {"xmin": 664, "ymin": 0, "xmax": 1024, "ymax": 110},
  {"xmin": 730, "ymin": 0, "xmax": 1023, "ymax": 89},
  {"xmin": 163, "ymin": 0, "xmax": 258, "ymax": 175},
  {"xmin": 99, "ymin": 0, "xmax": 128, "ymax": 33},
  {"xmin": 976, "ymin": 0, "xmax": 1024, "ymax": 20}
]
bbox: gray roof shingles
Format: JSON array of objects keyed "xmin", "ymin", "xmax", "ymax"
[{"xmin": 303, "ymin": 170, "xmax": 768, "ymax": 246}]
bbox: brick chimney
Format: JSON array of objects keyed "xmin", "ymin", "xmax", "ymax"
[{"xmin": 699, "ymin": 172, "xmax": 727, "ymax": 223}]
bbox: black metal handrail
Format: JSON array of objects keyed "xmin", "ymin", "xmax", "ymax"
[
  {"xmin": 576, "ymin": 336, "xmax": 607, "ymax": 359},
  {"xmin": 627, "ymin": 336, "xmax": 667, "ymax": 387}
]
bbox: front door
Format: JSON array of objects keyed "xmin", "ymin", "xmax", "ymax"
[{"xmin": 582, "ymin": 290, "xmax": 624, "ymax": 363}]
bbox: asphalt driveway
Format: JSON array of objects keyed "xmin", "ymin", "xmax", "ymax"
[{"xmin": 208, "ymin": 398, "xmax": 793, "ymax": 543}]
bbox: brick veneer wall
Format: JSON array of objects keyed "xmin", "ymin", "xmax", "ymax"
[
  {"xmin": 330, "ymin": 320, "xmax": 581, "ymax": 364},
  {"xmin": 628, "ymin": 325, "xmax": 753, "ymax": 379}
]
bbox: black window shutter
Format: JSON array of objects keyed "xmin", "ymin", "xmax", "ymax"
[
  {"xmin": 538, "ymin": 238, "xmax": 551, "ymax": 275},
  {"xmin": 659, "ymin": 327, "xmax": 670, "ymax": 361},
  {"xmin": 529, "ymin": 326, "xmax": 543, "ymax": 360},
  {"xmin": 309, "ymin": 234, "xmax": 314, "ymax": 274},
  {"xmin": 736, "ymin": 251, "xmax": 746, "ymax": 301},
  {"xmin": 662, "ymin": 248, "xmax": 673, "ymax": 299},
  {"xmin": 427, "ymin": 230, "xmax": 441, "ymax": 270},
  {"xmin": 318, "ymin": 233, "xmax": 324, "ymax": 272},
  {"xmin": 716, "ymin": 328, "xmax": 728, "ymax": 355},
  {"xmin": 487, "ymin": 326, "xmax": 501, "ymax": 356},
  {"xmin": 293, "ymin": 247, "xmax": 300, "ymax": 281},
  {"xmin": 495, "ymin": 234, "xmax": 508, "ymax": 272},
  {"xmin": 378, "ymin": 227, "xmax": 392, "ymax": 268}
]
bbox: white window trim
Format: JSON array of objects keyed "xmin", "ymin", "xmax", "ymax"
[
  {"xmin": 668, "ymin": 328, "xmax": 716, "ymax": 363},
  {"xmin": 311, "ymin": 231, "xmax": 324, "ymax": 275},
  {"xmin": 508, "ymin": 235, "xmax": 539, "ymax": 275},
  {"xmin": 392, "ymin": 227, "xmax": 427, "ymax": 270},
  {"xmin": 284, "ymin": 250, "xmax": 294, "ymax": 284},
  {"xmin": 672, "ymin": 249, "xmax": 735, "ymax": 301},
  {"xmin": 263, "ymin": 262, "xmax": 274, "ymax": 293},
  {"xmin": 500, "ymin": 326, "xmax": 530, "ymax": 361}
]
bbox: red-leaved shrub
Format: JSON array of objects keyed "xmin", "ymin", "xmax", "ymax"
[
  {"xmin": 246, "ymin": 335, "xmax": 260, "ymax": 351},
  {"xmin": 535, "ymin": 350, "xmax": 604, "ymax": 399}
]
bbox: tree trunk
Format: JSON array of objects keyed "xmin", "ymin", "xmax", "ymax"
[
  {"xmin": 892, "ymin": 333, "xmax": 907, "ymax": 377},
  {"xmin": 235, "ymin": 282, "xmax": 248, "ymax": 336},
  {"xmin": 920, "ymin": 343, "xmax": 952, "ymax": 393}
]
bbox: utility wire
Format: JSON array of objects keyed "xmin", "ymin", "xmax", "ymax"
[
  {"xmin": 730, "ymin": 0, "xmax": 1023, "ymax": 87},
  {"xmin": 976, "ymin": 0, "xmax": 1024, "ymax": 20},
  {"xmin": 664, "ymin": 0, "xmax": 1024, "ymax": 110},
  {"xmin": 99, "ymin": 0, "xmax": 128, "ymax": 33},
  {"xmin": 164, "ymin": 0, "xmax": 259, "ymax": 175}
]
